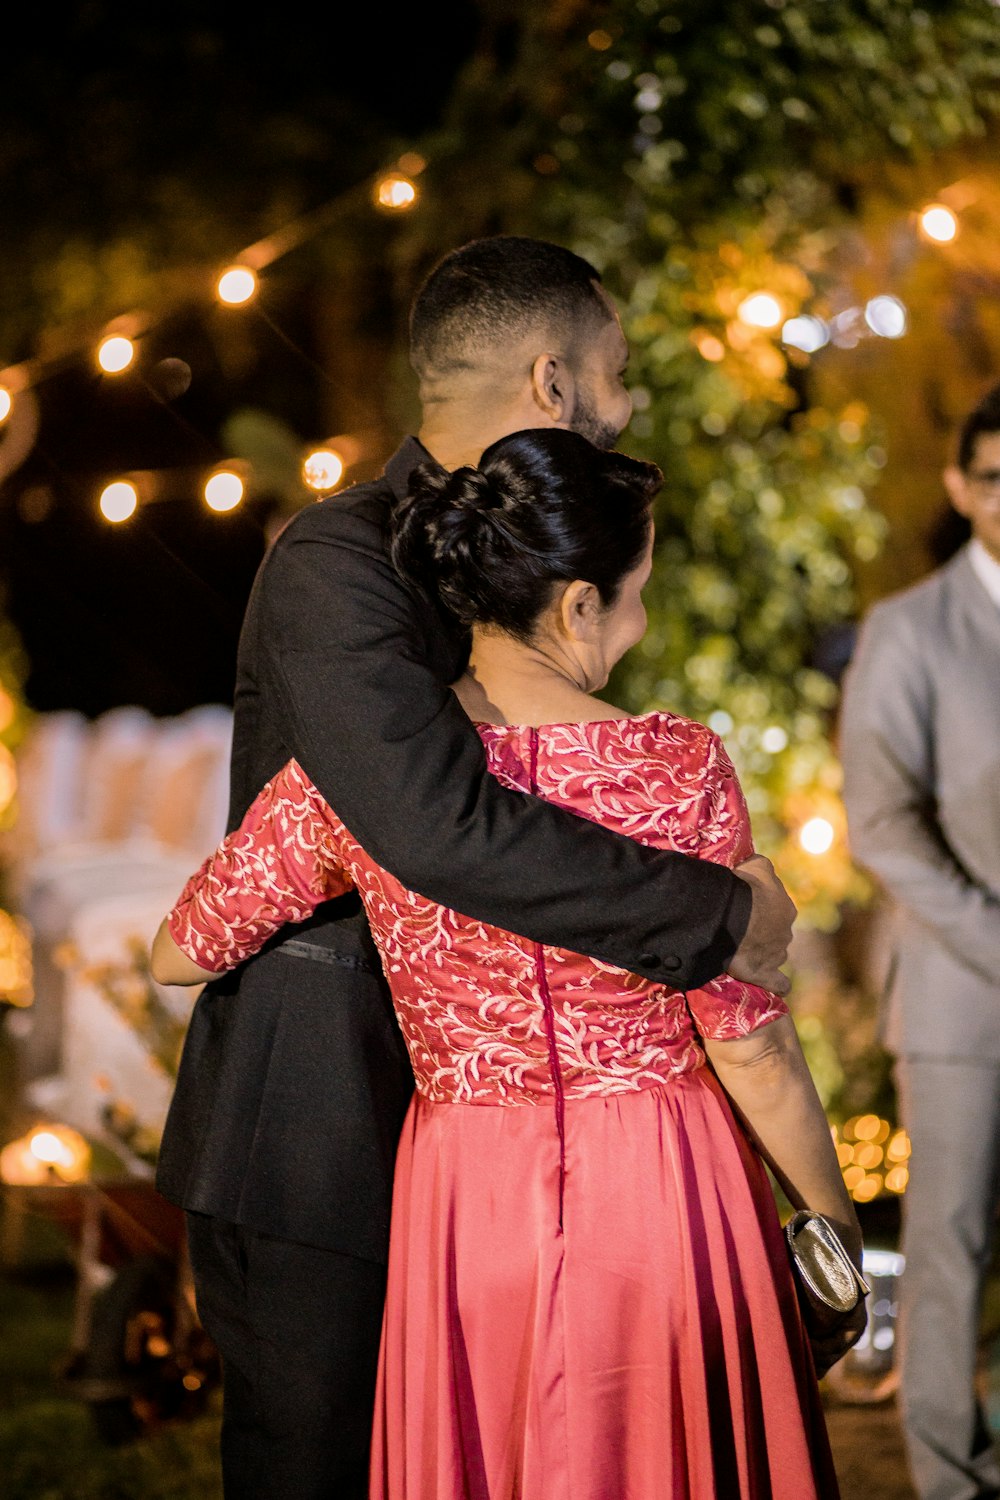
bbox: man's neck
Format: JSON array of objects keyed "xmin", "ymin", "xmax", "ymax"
[{"xmin": 418, "ymin": 406, "xmax": 555, "ymax": 473}]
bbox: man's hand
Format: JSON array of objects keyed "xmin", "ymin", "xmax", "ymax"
[{"xmin": 728, "ymin": 855, "xmax": 796, "ymax": 995}]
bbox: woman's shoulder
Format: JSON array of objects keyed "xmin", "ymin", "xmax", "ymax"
[{"xmin": 567, "ymin": 708, "xmax": 724, "ymax": 761}]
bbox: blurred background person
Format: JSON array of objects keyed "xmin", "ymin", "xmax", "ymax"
[{"xmin": 840, "ymin": 384, "xmax": 1000, "ymax": 1500}]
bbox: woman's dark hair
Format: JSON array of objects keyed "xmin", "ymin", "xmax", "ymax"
[{"xmin": 390, "ymin": 429, "xmax": 661, "ymax": 642}]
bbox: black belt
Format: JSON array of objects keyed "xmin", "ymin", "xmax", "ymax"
[{"xmin": 275, "ymin": 938, "xmax": 381, "ymax": 978}]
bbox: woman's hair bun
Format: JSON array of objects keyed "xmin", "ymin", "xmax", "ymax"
[
  {"xmin": 390, "ymin": 430, "xmax": 660, "ymax": 641},
  {"xmin": 390, "ymin": 461, "xmax": 510, "ymax": 619}
]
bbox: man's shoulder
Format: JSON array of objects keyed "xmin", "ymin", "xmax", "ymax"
[
  {"xmin": 275, "ymin": 473, "xmax": 394, "ymax": 553},
  {"xmin": 864, "ymin": 553, "xmax": 963, "ymax": 638}
]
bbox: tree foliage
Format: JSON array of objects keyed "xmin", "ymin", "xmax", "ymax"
[{"xmin": 407, "ymin": 0, "xmax": 1000, "ymax": 922}]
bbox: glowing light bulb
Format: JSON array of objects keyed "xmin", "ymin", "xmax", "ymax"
[
  {"xmin": 0, "ymin": 387, "xmax": 11, "ymax": 424},
  {"xmin": 375, "ymin": 173, "xmax": 417, "ymax": 210},
  {"xmin": 97, "ymin": 336, "xmax": 136, "ymax": 374},
  {"xmin": 29, "ymin": 1130, "xmax": 69, "ymax": 1165},
  {"xmin": 100, "ymin": 481, "xmax": 138, "ymax": 522},
  {"xmin": 864, "ymin": 295, "xmax": 908, "ymax": 339},
  {"xmin": 781, "ymin": 316, "xmax": 829, "ymax": 353},
  {"xmin": 217, "ymin": 266, "xmax": 258, "ymax": 306},
  {"xmin": 919, "ymin": 204, "xmax": 958, "ymax": 243},
  {"xmin": 204, "ymin": 471, "xmax": 244, "ymax": 512},
  {"xmin": 737, "ymin": 293, "xmax": 783, "ymax": 330},
  {"xmin": 302, "ymin": 448, "xmax": 345, "ymax": 493},
  {"xmin": 799, "ymin": 816, "xmax": 835, "ymax": 855}
]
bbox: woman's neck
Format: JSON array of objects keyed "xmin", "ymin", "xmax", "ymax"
[{"xmin": 454, "ymin": 629, "xmax": 620, "ymax": 728}]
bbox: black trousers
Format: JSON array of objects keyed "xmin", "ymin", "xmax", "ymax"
[{"xmin": 186, "ymin": 1212, "xmax": 387, "ymax": 1500}]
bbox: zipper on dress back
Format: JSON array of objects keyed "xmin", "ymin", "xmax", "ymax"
[{"xmin": 527, "ymin": 725, "xmax": 567, "ymax": 1232}]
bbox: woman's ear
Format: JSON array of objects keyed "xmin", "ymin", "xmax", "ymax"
[
  {"xmin": 530, "ymin": 352, "xmax": 575, "ymax": 425},
  {"xmin": 558, "ymin": 579, "xmax": 603, "ymax": 641}
]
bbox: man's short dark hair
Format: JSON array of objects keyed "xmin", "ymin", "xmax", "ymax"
[
  {"xmin": 409, "ymin": 236, "xmax": 609, "ymax": 381},
  {"xmin": 958, "ymin": 382, "xmax": 1000, "ymax": 470}
]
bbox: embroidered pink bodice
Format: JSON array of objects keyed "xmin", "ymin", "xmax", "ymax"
[{"xmin": 169, "ymin": 711, "xmax": 787, "ymax": 1108}]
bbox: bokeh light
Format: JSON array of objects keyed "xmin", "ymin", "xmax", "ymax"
[
  {"xmin": 375, "ymin": 174, "xmax": 417, "ymax": 210},
  {"xmin": 864, "ymin": 295, "xmax": 908, "ymax": 339},
  {"xmin": 799, "ymin": 816, "xmax": 835, "ymax": 855},
  {"xmin": 217, "ymin": 267, "xmax": 258, "ymax": 306},
  {"xmin": 0, "ymin": 743, "xmax": 16, "ymax": 814},
  {"xmin": 781, "ymin": 316, "xmax": 829, "ymax": 353},
  {"xmin": 97, "ymin": 336, "xmax": 136, "ymax": 374},
  {"xmin": 204, "ymin": 470, "xmax": 245, "ymax": 512},
  {"xmin": 99, "ymin": 480, "xmax": 138, "ymax": 523},
  {"xmin": 302, "ymin": 448, "xmax": 345, "ymax": 493},
  {"xmin": 737, "ymin": 293, "xmax": 784, "ymax": 330},
  {"xmin": 0, "ymin": 1123, "xmax": 91, "ymax": 1185},
  {"xmin": 694, "ymin": 332, "xmax": 726, "ymax": 362},
  {"xmin": 919, "ymin": 203, "xmax": 958, "ymax": 243},
  {"xmin": 833, "ymin": 1118, "xmax": 911, "ymax": 1201},
  {"xmin": 0, "ymin": 387, "xmax": 11, "ymax": 423}
]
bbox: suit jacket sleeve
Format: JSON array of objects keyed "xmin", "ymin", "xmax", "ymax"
[
  {"xmin": 257, "ymin": 505, "xmax": 750, "ymax": 990},
  {"xmin": 840, "ymin": 601, "xmax": 1000, "ymax": 983}
]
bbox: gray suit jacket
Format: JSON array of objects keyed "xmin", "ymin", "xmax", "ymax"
[{"xmin": 840, "ymin": 545, "xmax": 1000, "ymax": 1060}]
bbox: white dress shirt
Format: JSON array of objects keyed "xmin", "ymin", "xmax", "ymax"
[{"xmin": 968, "ymin": 538, "xmax": 1000, "ymax": 610}]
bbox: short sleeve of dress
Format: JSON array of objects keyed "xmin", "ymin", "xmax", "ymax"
[
  {"xmin": 667, "ymin": 725, "xmax": 789, "ymax": 1040},
  {"xmin": 167, "ymin": 758, "xmax": 353, "ymax": 974}
]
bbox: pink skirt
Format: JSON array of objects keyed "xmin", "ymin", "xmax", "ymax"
[{"xmin": 370, "ymin": 1067, "xmax": 839, "ymax": 1499}]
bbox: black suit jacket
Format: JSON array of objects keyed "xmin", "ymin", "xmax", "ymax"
[{"xmin": 157, "ymin": 438, "xmax": 751, "ymax": 1260}]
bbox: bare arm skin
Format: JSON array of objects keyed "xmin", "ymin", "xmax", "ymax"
[
  {"xmin": 151, "ymin": 919, "xmax": 215, "ymax": 986},
  {"xmin": 705, "ymin": 1013, "xmax": 861, "ymax": 1266}
]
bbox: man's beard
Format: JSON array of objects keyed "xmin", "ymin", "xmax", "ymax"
[{"xmin": 569, "ymin": 386, "xmax": 620, "ymax": 451}]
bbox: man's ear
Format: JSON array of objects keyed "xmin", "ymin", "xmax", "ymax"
[
  {"xmin": 530, "ymin": 353, "xmax": 574, "ymax": 425},
  {"xmin": 944, "ymin": 465, "xmax": 973, "ymax": 518},
  {"xmin": 558, "ymin": 579, "xmax": 602, "ymax": 641}
]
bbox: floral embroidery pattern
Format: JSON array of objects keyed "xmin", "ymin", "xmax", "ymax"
[{"xmin": 169, "ymin": 712, "xmax": 788, "ymax": 1105}]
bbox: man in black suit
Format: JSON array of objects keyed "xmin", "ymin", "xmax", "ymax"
[{"xmin": 157, "ymin": 236, "xmax": 795, "ymax": 1499}]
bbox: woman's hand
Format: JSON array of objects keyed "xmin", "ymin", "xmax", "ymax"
[{"xmin": 150, "ymin": 918, "xmax": 218, "ymax": 987}]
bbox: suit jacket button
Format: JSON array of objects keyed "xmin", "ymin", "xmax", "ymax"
[
  {"xmin": 663, "ymin": 955, "xmax": 682, "ymax": 972},
  {"xmin": 639, "ymin": 951, "xmax": 661, "ymax": 968}
]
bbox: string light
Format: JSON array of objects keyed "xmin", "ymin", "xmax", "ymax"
[
  {"xmin": 99, "ymin": 480, "xmax": 138, "ymax": 522},
  {"xmin": 799, "ymin": 816, "xmax": 835, "ymax": 855},
  {"xmin": 737, "ymin": 292, "xmax": 784, "ymax": 330},
  {"xmin": 375, "ymin": 173, "xmax": 418, "ymax": 210},
  {"xmin": 97, "ymin": 336, "xmax": 136, "ymax": 374},
  {"xmin": 302, "ymin": 448, "xmax": 345, "ymax": 493},
  {"xmin": 204, "ymin": 470, "xmax": 244, "ymax": 512},
  {"xmin": 217, "ymin": 266, "xmax": 258, "ymax": 306},
  {"xmin": 919, "ymin": 203, "xmax": 958, "ymax": 243},
  {"xmin": 0, "ymin": 387, "xmax": 11, "ymax": 423}
]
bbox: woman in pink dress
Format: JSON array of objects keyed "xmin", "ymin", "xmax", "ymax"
[{"xmin": 154, "ymin": 429, "xmax": 860, "ymax": 1499}]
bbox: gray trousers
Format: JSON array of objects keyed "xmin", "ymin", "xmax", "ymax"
[{"xmin": 896, "ymin": 1058, "xmax": 1000, "ymax": 1500}]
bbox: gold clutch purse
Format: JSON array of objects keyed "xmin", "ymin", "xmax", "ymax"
[{"xmin": 785, "ymin": 1210, "xmax": 870, "ymax": 1375}]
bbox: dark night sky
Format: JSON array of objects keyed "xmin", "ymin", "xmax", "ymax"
[{"xmin": 0, "ymin": 2, "xmax": 481, "ymax": 717}]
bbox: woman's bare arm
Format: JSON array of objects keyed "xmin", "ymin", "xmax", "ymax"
[
  {"xmin": 704, "ymin": 1013, "xmax": 862, "ymax": 1265},
  {"xmin": 151, "ymin": 919, "xmax": 217, "ymax": 986}
]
